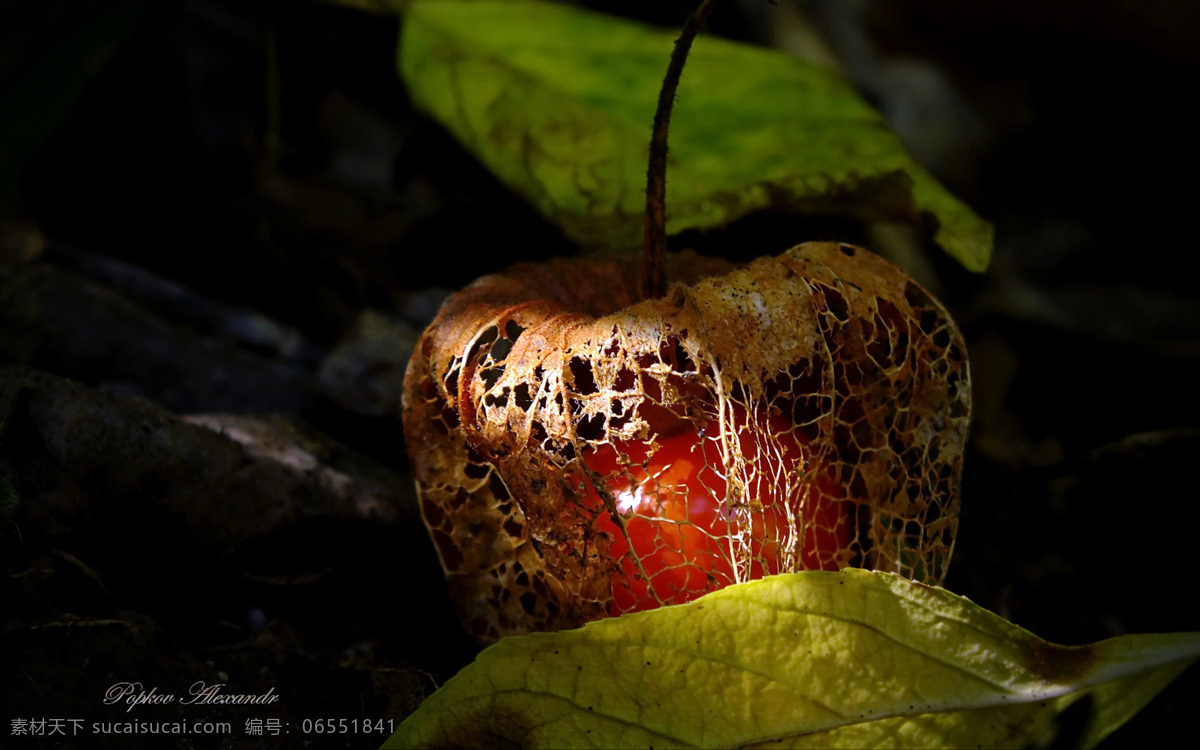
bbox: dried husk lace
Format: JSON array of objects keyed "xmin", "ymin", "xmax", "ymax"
[{"xmin": 402, "ymin": 242, "xmax": 970, "ymax": 643}]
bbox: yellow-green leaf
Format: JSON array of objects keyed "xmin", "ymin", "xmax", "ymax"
[
  {"xmin": 396, "ymin": 0, "xmax": 992, "ymax": 271},
  {"xmin": 385, "ymin": 570, "xmax": 1199, "ymax": 749}
]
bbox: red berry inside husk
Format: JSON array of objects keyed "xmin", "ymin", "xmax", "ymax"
[
  {"xmin": 402, "ymin": 244, "xmax": 970, "ymax": 643},
  {"xmin": 584, "ymin": 404, "xmax": 850, "ymax": 615}
]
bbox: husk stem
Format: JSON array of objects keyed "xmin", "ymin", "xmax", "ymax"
[{"xmin": 642, "ymin": 0, "xmax": 722, "ymax": 300}]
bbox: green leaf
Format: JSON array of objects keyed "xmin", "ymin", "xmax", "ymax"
[
  {"xmin": 385, "ymin": 570, "xmax": 1199, "ymax": 749},
  {"xmin": 396, "ymin": 0, "xmax": 992, "ymax": 271}
]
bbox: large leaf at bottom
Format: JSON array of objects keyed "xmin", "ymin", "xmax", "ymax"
[
  {"xmin": 386, "ymin": 570, "xmax": 1199, "ymax": 749},
  {"xmin": 396, "ymin": 0, "xmax": 992, "ymax": 271}
]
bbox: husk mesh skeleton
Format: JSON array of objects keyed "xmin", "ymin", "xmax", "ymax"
[{"xmin": 402, "ymin": 242, "xmax": 969, "ymax": 643}]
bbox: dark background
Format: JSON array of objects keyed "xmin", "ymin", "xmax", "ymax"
[{"xmin": 2, "ymin": 0, "xmax": 1198, "ymax": 747}]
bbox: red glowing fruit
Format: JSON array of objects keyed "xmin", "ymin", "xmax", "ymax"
[
  {"xmin": 402, "ymin": 244, "xmax": 970, "ymax": 643},
  {"xmin": 584, "ymin": 406, "xmax": 849, "ymax": 615}
]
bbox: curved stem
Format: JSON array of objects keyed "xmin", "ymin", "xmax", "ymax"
[{"xmin": 643, "ymin": 0, "xmax": 721, "ymax": 300}]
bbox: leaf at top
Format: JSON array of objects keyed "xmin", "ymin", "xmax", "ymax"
[
  {"xmin": 396, "ymin": 0, "xmax": 992, "ymax": 271},
  {"xmin": 386, "ymin": 569, "xmax": 1199, "ymax": 749}
]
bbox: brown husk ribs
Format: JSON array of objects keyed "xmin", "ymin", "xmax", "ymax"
[{"xmin": 402, "ymin": 243, "xmax": 969, "ymax": 643}]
